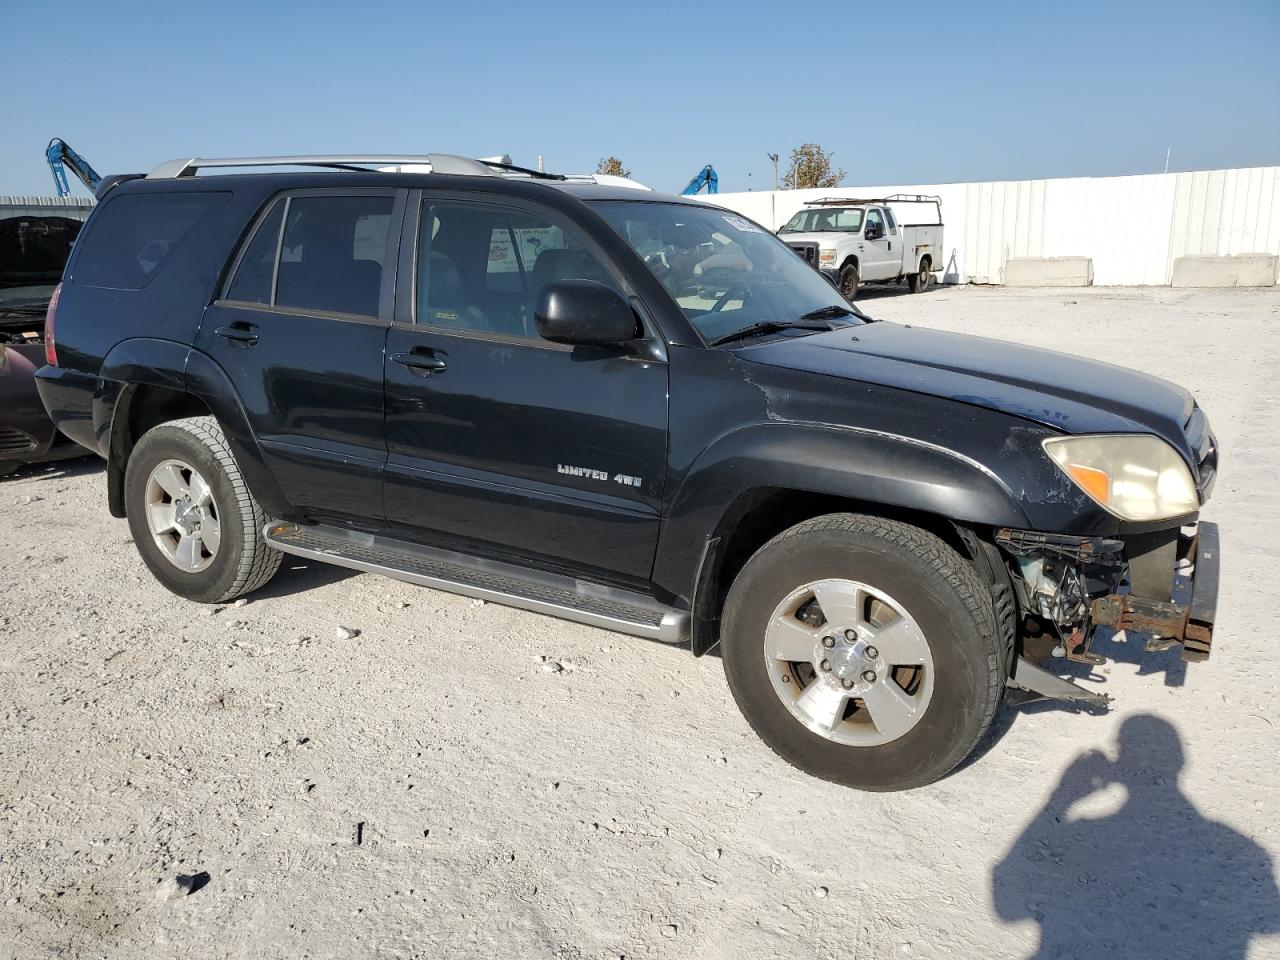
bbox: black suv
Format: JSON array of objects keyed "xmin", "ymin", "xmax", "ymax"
[{"xmin": 37, "ymin": 154, "xmax": 1219, "ymax": 791}]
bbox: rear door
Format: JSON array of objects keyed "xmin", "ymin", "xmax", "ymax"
[
  {"xmin": 382, "ymin": 190, "xmax": 669, "ymax": 586},
  {"xmin": 198, "ymin": 188, "xmax": 403, "ymax": 526}
]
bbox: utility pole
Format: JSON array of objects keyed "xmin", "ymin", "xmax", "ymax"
[{"xmin": 767, "ymin": 153, "xmax": 779, "ymax": 191}]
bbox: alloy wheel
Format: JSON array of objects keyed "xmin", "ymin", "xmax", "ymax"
[
  {"xmin": 143, "ymin": 458, "xmax": 222, "ymax": 573},
  {"xmin": 763, "ymin": 579, "xmax": 935, "ymax": 746}
]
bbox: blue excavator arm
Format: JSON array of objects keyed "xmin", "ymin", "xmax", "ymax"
[
  {"xmin": 680, "ymin": 165, "xmax": 718, "ymax": 195},
  {"xmin": 46, "ymin": 138, "xmax": 102, "ymax": 197}
]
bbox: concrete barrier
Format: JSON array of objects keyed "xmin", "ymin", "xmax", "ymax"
[
  {"xmin": 1171, "ymin": 254, "xmax": 1278, "ymax": 288},
  {"xmin": 1004, "ymin": 257, "xmax": 1094, "ymax": 287}
]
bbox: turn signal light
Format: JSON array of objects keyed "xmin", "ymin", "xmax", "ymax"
[{"xmin": 1066, "ymin": 464, "xmax": 1110, "ymax": 504}]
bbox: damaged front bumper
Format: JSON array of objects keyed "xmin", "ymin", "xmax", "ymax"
[
  {"xmin": 1090, "ymin": 522, "xmax": 1219, "ymax": 663},
  {"xmin": 998, "ymin": 522, "xmax": 1220, "ymax": 705}
]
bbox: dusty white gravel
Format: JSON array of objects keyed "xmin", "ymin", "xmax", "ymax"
[{"xmin": 2, "ymin": 285, "xmax": 1278, "ymax": 960}]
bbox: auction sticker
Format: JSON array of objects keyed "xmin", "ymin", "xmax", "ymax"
[{"xmin": 722, "ymin": 215, "xmax": 763, "ymax": 234}]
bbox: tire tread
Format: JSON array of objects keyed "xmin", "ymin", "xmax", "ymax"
[
  {"xmin": 159, "ymin": 416, "xmax": 281, "ymax": 602},
  {"xmin": 722, "ymin": 512, "xmax": 1002, "ymax": 790}
]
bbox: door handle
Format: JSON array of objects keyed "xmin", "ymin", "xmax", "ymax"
[
  {"xmin": 390, "ymin": 350, "xmax": 447, "ymax": 375},
  {"xmin": 214, "ymin": 322, "xmax": 259, "ymax": 347}
]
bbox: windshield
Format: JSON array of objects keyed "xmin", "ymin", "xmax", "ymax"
[
  {"xmin": 778, "ymin": 207, "xmax": 864, "ymax": 234},
  {"xmin": 590, "ymin": 201, "xmax": 863, "ymax": 345}
]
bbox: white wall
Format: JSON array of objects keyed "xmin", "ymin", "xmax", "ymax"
[{"xmin": 697, "ymin": 166, "xmax": 1280, "ymax": 286}]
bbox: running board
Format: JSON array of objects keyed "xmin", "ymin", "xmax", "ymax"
[{"xmin": 264, "ymin": 522, "xmax": 689, "ymax": 644}]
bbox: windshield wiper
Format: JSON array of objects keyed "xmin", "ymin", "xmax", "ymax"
[
  {"xmin": 800, "ymin": 303, "xmax": 876, "ymax": 324},
  {"xmin": 799, "ymin": 304, "xmax": 856, "ymax": 320},
  {"xmin": 709, "ymin": 319, "xmax": 831, "ymax": 347},
  {"xmin": 0, "ymin": 305, "xmax": 49, "ymax": 318}
]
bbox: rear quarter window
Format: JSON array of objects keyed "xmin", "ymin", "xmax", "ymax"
[{"xmin": 72, "ymin": 192, "xmax": 229, "ymax": 291}]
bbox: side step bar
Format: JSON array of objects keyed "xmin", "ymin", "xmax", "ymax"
[{"xmin": 264, "ymin": 522, "xmax": 690, "ymax": 644}]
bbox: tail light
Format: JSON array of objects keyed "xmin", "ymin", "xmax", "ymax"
[{"xmin": 44, "ymin": 283, "xmax": 61, "ymax": 367}]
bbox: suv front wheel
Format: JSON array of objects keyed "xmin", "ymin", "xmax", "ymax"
[
  {"xmin": 124, "ymin": 416, "xmax": 281, "ymax": 603},
  {"xmin": 721, "ymin": 513, "xmax": 1002, "ymax": 791},
  {"xmin": 839, "ymin": 263, "xmax": 860, "ymax": 300}
]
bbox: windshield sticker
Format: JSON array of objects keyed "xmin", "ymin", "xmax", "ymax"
[{"xmin": 722, "ymin": 215, "xmax": 763, "ymax": 234}]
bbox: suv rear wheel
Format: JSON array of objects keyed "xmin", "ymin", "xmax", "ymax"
[
  {"xmin": 124, "ymin": 416, "xmax": 281, "ymax": 603},
  {"xmin": 720, "ymin": 513, "xmax": 1002, "ymax": 791},
  {"xmin": 907, "ymin": 258, "xmax": 932, "ymax": 293}
]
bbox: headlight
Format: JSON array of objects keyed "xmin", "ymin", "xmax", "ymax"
[
  {"xmin": 1042, "ymin": 435, "xmax": 1199, "ymax": 522},
  {"xmin": 818, "ymin": 249, "xmax": 836, "ymax": 265}
]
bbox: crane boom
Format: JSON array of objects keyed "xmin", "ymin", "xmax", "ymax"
[
  {"xmin": 680, "ymin": 165, "xmax": 718, "ymax": 195},
  {"xmin": 46, "ymin": 138, "xmax": 102, "ymax": 197}
]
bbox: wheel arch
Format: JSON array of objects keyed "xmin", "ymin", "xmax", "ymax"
[
  {"xmin": 101, "ymin": 343, "xmax": 288, "ymax": 520},
  {"xmin": 652, "ymin": 422, "xmax": 1032, "ymax": 656}
]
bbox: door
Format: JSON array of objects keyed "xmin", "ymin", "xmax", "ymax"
[
  {"xmin": 383, "ymin": 192, "xmax": 669, "ymax": 586},
  {"xmin": 860, "ymin": 208, "xmax": 896, "ymax": 280},
  {"xmin": 198, "ymin": 189, "xmax": 402, "ymax": 526}
]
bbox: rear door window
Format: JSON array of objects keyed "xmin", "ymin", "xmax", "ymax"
[
  {"xmin": 274, "ymin": 196, "xmax": 394, "ymax": 318},
  {"xmin": 73, "ymin": 192, "xmax": 229, "ymax": 290},
  {"xmin": 224, "ymin": 200, "xmax": 284, "ymax": 305}
]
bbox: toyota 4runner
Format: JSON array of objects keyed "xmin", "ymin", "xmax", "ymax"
[{"xmin": 36, "ymin": 154, "xmax": 1219, "ymax": 791}]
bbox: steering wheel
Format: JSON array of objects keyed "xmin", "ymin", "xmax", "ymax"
[{"xmin": 709, "ymin": 283, "xmax": 750, "ymax": 313}]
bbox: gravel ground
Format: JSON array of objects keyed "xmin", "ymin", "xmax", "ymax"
[{"xmin": 2, "ymin": 285, "xmax": 1278, "ymax": 960}]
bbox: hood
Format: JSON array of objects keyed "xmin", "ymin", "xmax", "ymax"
[
  {"xmin": 777, "ymin": 231, "xmax": 849, "ymax": 247},
  {"xmin": 742, "ymin": 321, "xmax": 1199, "ymax": 465},
  {"xmin": 0, "ymin": 215, "xmax": 82, "ymax": 292}
]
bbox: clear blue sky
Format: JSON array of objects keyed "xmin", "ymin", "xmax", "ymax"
[{"xmin": 4, "ymin": 0, "xmax": 1277, "ymax": 197}]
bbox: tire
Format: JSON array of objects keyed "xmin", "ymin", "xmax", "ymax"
[
  {"xmin": 908, "ymin": 259, "xmax": 932, "ymax": 293},
  {"xmin": 124, "ymin": 416, "xmax": 281, "ymax": 603},
  {"xmin": 721, "ymin": 513, "xmax": 1002, "ymax": 791},
  {"xmin": 838, "ymin": 263, "xmax": 860, "ymax": 300}
]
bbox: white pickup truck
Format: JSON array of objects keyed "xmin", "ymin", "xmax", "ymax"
[{"xmin": 777, "ymin": 195, "xmax": 944, "ymax": 299}]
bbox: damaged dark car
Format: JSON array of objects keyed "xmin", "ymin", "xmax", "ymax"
[
  {"xmin": 1, "ymin": 213, "xmax": 86, "ymax": 475},
  {"xmin": 36, "ymin": 156, "xmax": 1220, "ymax": 791}
]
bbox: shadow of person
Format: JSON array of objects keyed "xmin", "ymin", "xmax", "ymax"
[{"xmin": 992, "ymin": 715, "xmax": 1280, "ymax": 959}]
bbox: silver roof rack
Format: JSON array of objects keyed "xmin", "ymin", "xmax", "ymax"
[
  {"xmin": 806, "ymin": 193, "xmax": 942, "ymax": 206},
  {"xmin": 146, "ymin": 154, "xmax": 500, "ymax": 179}
]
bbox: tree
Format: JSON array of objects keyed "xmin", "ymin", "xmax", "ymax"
[
  {"xmin": 596, "ymin": 156, "xmax": 631, "ymax": 178},
  {"xmin": 782, "ymin": 143, "xmax": 846, "ymax": 190}
]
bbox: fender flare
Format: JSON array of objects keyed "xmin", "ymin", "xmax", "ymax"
[
  {"xmin": 95, "ymin": 338, "xmax": 190, "ymax": 454},
  {"xmin": 98, "ymin": 338, "xmax": 191, "ymax": 517},
  {"xmin": 181, "ymin": 349, "xmax": 290, "ymax": 519},
  {"xmin": 98, "ymin": 340, "xmax": 288, "ymax": 519},
  {"xmin": 652, "ymin": 421, "xmax": 1033, "ymax": 639}
]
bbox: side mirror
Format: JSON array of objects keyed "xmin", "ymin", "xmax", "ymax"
[
  {"xmin": 535, "ymin": 279, "xmax": 639, "ymax": 346},
  {"xmin": 864, "ymin": 224, "xmax": 882, "ymax": 241}
]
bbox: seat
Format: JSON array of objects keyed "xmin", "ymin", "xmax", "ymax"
[
  {"xmin": 276, "ymin": 215, "xmax": 382, "ymax": 317},
  {"xmin": 530, "ymin": 248, "xmax": 608, "ymax": 299},
  {"xmin": 421, "ymin": 250, "xmax": 490, "ymax": 332}
]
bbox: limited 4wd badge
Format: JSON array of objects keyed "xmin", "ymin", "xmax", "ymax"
[{"xmin": 557, "ymin": 464, "xmax": 642, "ymax": 488}]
